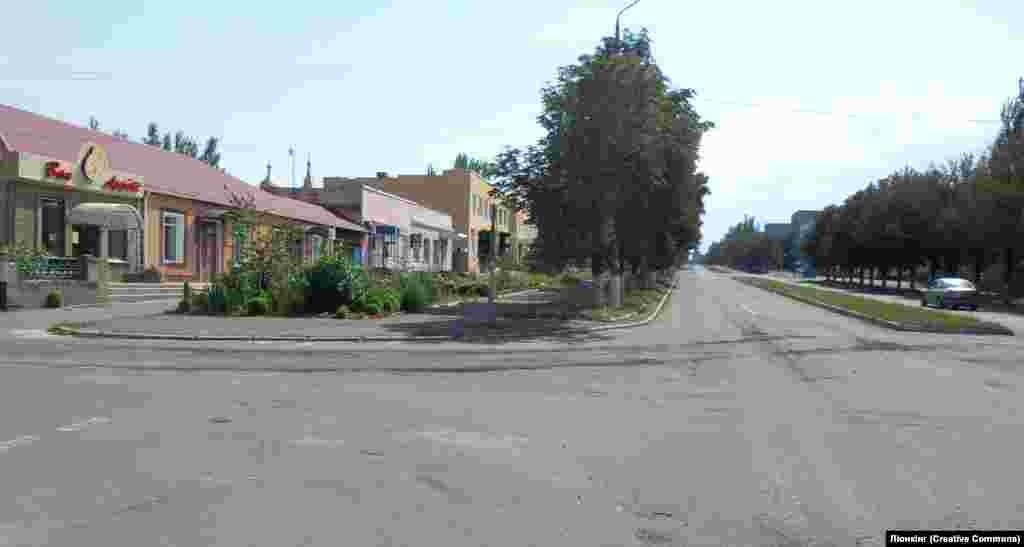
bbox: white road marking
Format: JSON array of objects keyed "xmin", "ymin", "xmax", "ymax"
[
  {"xmin": 7, "ymin": 329, "xmax": 55, "ymax": 339},
  {"xmin": 0, "ymin": 435, "xmax": 40, "ymax": 453},
  {"xmin": 740, "ymin": 304, "xmax": 759, "ymax": 316},
  {"xmin": 56, "ymin": 416, "xmax": 111, "ymax": 432}
]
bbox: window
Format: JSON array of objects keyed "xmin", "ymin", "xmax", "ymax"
[
  {"xmin": 161, "ymin": 211, "xmax": 185, "ymax": 264},
  {"xmin": 312, "ymin": 235, "xmax": 323, "ymax": 261}
]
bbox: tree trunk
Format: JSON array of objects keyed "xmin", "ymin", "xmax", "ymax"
[
  {"xmin": 973, "ymin": 250, "xmax": 983, "ymax": 284},
  {"xmin": 869, "ymin": 267, "xmax": 875, "ymax": 287},
  {"xmin": 859, "ymin": 267, "xmax": 865, "ymax": 288},
  {"xmin": 909, "ymin": 266, "xmax": 916, "ymax": 290},
  {"xmin": 1004, "ymin": 247, "xmax": 1015, "ymax": 287},
  {"xmin": 896, "ymin": 266, "xmax": 903, "ymax": 290}
]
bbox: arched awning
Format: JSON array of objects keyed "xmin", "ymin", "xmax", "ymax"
[{"xmin": 67, "ymin": 203, "xmax": 143, "ymax": 231}]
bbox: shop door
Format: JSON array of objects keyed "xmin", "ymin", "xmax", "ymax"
[
  {"xmin": 41, "ymin": 199, "xmax": 66, "ymax": 256},
  {"xmin": 196, "ymin": 222, "xmax": 219, "ymax": 282}
]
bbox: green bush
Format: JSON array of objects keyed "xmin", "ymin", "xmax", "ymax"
[
  {"xmin": 360, "ymin": 286, "xmax": 400, "ymax": 316},
  {"xmin": 44, "ymin": 289, "xmax": 63, "ymax": 308},
  {"xmin": 247, "ymin": 294, "xmax": 270, "ymax": 316},
  {"xmin": 191, "ymin": 290, "xmax": 210, "ymax": 314},
  {"xmin": 306, "ymin": 255, "xmax": 350, "ymax": 314},
  {"xmin": 398, "ymin": 272, "xmax": 436, "ymax": 312},
  {"xmin": 183, "ymin": 281, "xmax": 192, "ymax": 303},
  {"xmin": 400, "ymin": 279, "xmax": 430, "ymax": 312},
  {"xmin": 334, "ymin": 304, "xmax": 350, "ymax": 319},
  {"xmin": 207, "ymin": 286, "xmax": 226, "ymax": 314}
]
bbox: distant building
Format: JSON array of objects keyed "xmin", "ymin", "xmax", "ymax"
[{"xmin": 762, "ymin": 210, "xmax": 820, "ymax": 273}]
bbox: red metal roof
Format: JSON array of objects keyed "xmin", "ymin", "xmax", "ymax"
[{"xmin": 0, "ymin": 103, "xmax": 364, "ymax": 232}]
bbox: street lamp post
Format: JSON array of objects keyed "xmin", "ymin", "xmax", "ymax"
[{"xmin": 615, "ymin": 0, "xmax": 641, "ymax": 51}]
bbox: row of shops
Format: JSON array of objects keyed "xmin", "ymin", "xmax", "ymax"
[
  {"xmin": 0, "ymin": 104, "xmax": 367, "ymax": 282},
  {"xmin": 260, "ymin": 168, "xmax": 462, "ymax": 273},
  {"xmin": 1, "ymin": 103, "xmax": 535, "ymax": 280}
]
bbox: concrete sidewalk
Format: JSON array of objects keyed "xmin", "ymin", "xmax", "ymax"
[{"xmin": 0, "ymin": 299, "xmax": 178, "ymax": 334}]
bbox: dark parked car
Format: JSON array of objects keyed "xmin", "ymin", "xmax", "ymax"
[{"xmin": 921, "ymin": 278, "xmax": 980, "ymax": 311}]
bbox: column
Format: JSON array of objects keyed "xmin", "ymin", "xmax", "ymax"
[
  {"xmin": 99, "ymin": 227, "xmax": 109, "ymax": 258},
  {"xmin": 127, "ymin": 229, "xmax": 139, "ymax": 273}
]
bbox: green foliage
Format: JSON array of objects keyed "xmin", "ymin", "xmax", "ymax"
[
  {"xmin": 207, "ymin": 285, "xmax": 226, "ymax": 314},
  {"xmin": 453, "ymin": 152, "xmax": 497, "ymax": 179},
  {"xmin": 334, "ymin": 304, "xmax": 350, "ymax": 319},
  {"xmin": 191, "ymin": 290, "xmax": 210, "ymax": 313},
  {"xmin": 304, "ymin": 254, "xmax": 369, "ymax": 313},
  {"xmin": 489, "ymin": 28, "xmax": 711, "ymax": 280},
  {"xmin": 143, "ymin": 122, "xmax": 221, "ymax": 167},
  {"xmin": 246, "ymin": 294, "xmax": 270, "ymax": 316},
  {"xmin": 183, "ymin": 281, "xmax": 192, "ymax": 303},
  {"xmin": 0, "ymin": 242, "xmax": 50, "ymax": 276},
  {"xmin": 398, "ymin": 272, "xmax": 434, "ymax": 312},
  {"xmin": 44, "ymin": 289, "xmax": 63, "ymax": 308},
  {"xmin": 360, "ymin": 286, "xmax": 395, "ymax": 316}
]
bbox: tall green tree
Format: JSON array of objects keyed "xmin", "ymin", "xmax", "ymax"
[
  {"xmin": 143, "ymin": 122, "xmax": 222, "ymax": 167},
  {"xmin": 453, "ymin": 153, "xmax": 497, "ymax": 179},
  {"xmin": 490, "ymin": 27, "xmax": 712, "ymax": 303}
]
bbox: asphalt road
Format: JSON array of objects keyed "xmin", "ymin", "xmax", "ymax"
[{"xmin": 2, "ymin": 266, "xmax": 1023, "ymax": 546}]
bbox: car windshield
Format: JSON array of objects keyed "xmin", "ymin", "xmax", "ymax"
[{"xmin": 944, "ymin": 279, "xmax": 975, "ymax": 289}]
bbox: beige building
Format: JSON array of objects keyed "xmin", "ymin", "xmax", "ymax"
[{"xmin": 340, "ymin": 168, "xmax": 526, "ymax": 273}]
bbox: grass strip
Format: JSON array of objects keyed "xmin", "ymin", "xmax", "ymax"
[
  {"xmin": 740, "ymin": 277, "xmax": 996, "ymax": 330},
  {"xmin": 47, "ymin": 320, "xmax": 88, "ymax": 334},
  {"xmin": 580, "ymin": 285, "xmax": 671, "ymax": 322}
]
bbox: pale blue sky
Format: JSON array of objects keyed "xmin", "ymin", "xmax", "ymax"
[{"xmin": 2, "ymin": 0, "xmax": 1022, "ymax": 252}]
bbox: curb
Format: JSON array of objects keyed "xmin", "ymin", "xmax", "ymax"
[
  {"xmin": 50, "ymin": 273, "xmax": 681, "ymax": 342},
  {"xmin": 735, "ymin": 278, "xmax": 1014, "ymax": 336},
  {"xmin": 427, "ymin": 288, "xmax": 543, "ymax": 310}
]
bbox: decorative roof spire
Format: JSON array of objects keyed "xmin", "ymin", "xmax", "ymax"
[
  {"xmin": 261, "ymin": 161, "xmax": 273, "ymax": 188},
  {"xmin": 303, "ymin": 154, "xmax": 313, "ymax": 190}
]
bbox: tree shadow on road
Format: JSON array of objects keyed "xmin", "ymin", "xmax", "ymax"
[{"xmin": 378, "ymin": 299, "xmax": 619, "ymax": 345}]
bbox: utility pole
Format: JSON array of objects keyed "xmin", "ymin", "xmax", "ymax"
[
  {"xmin": 289, "ymin": 147, "xmax": 295, "ymax": 189},
  {"xmin": 615, "ymin": 0, "xmax": 641, "ymax": 52}
]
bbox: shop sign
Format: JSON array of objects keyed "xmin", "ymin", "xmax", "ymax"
[
  {"xmin": 44, "ymin": 161, "xmax": 72, "ymax": 181},
  {"xmin": 78, "ymin": 142, "xmax": 110, "ymax": 183},
  {"xmin": 103, "ymin": 176, "xmax": 142, "ymax": 193}
]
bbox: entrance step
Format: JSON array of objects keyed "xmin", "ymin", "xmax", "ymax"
[{"xmin": 108, "ymin": 282, "xmax": 210, "ymax": 303}]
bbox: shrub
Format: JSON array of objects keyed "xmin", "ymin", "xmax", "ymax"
[
  {"xmin": 207, "ymin": 286, "xmax": 227, "ymax": 314},
  {"xmin": 360, "ymin": 289, "xmax": 386, "ymax": 316},
  {"xmin": 183, "ymin": 281, "xmax": 192, "ymax": 303},
  {"xmin": 398, "ymin": 272, "xmax": 436, "ymax": 312},
  {"xmin": 361, "ymin": 286, "xmax": 400, "ymax": 316},
  {"xmin": 306, "ymin": 255, "xmax": 349, "ymax": 314},
  {"xmin": 44, "ymin": 289, "xmax": 63, "ymax": 308},
  {"xmin": 400, "ymin": 278, "xmax": 430, "ymax": 312},
  {"xmin": 247, "ymin": 294, "xmax": 270, "ymax": 316},
  {"xmin": 334, "ymin": 304, "xmax": 350, "ymax": 319},
  {"xmin": 192, "ymin": 290, "xmax": 210, "ymax": 314}
]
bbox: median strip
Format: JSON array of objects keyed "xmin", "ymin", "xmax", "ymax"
[{"xmin": 736, "ymin": 276, "xmax": 1013, "ymax": 335}]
